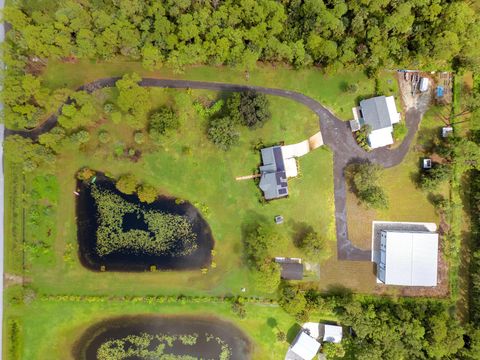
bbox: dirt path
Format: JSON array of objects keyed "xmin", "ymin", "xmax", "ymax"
[{"xmin": 5, "ymin": 77, "xmax": 424, "ymax": 261}]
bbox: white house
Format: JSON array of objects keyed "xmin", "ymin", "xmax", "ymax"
[
  {"xmin": 285, "ymin": 330, "xmax": 321, "ymax": 360},
  {"xmin": 377, "ymin": 230, "xmax": 438, "ymax": 286},
  {"xmin": 350, "ymin": 95, "xmax": 401, "ymax": 149}
]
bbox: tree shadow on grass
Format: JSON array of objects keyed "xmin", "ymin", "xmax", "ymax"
[
  {"xmin": 289, "ymin": 221, "xmax": 313, "ymax": 247},
  {"xmin": 287, "ymin": 323, "xmax": 302, "ymax": 344}
]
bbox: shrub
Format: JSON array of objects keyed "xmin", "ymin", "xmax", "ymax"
[
  {"xmin": 207, "ymin": 116, "xmax": 240, "ymax": 150},
  {"xmin": 419, "ymin": 164, "xmax": 452, "ymax": 191},
  {"xmin": 77, "ymin": 167, "xmax": 95, "ymax": 181},
  {"xmin": 103, "ymin": 102, "xmax": 114, "ymax": 113},
  {"xmin": 323, "ymin": 342, "xmax": 346, "ymax": 358},
  {"xmin": 276, "ymin": 331, "xmax": 286, "ymax": 342},
  {"xmin": 137, "ymin": 183, "xmax": 158, "ymax": 204},
  {"xmin": 133, "ymin": 131, "xmax": 144, "ymax": 144},
  {"xmin": 70, "ymin": 130, "xmax": 90, "ymax": 144},
  {"xmin": 115, "ymin": 173, "xmax": 138, "ymax": 195},
  {"xmin": 393, "ymin": 122, "xmax": 408, "ymax": 142},
  {"xmin": 346, "ymin": 82, "xmax": 359, "ymax": 93},
  {"xmin": 148, "ymin": 106, "xmax": 179, "ymax": 139},
  {"xmin": 98, "ymin": 130, "xmax": 111, "ymax": 144}
]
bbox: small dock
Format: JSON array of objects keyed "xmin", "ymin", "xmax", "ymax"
[{"xmin": 235, "ymin": 174, "xmax": 261, "ymax": 181}]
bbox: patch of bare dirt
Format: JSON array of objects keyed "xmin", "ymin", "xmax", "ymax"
[{"xmin": 4, "ymin": 273, "xmax": 28, "ymax": 288}]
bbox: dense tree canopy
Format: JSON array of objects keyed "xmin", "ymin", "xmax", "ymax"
[
  {"xmin": 4, "ymin": 0, "xmax": 479, "ymax": 75},
  {"xmin": 148, "ymin": 106, "xmax": 179, "ymax": 140},
  {"xmin": 207, "ymin": 116, "xmax": 240, "ymax": 151}
]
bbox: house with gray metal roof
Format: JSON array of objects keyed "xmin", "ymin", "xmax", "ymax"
[
  {"xmin": 259, "ymin": 146, "xmax": 289, "ymax": 200},
  {"xmin": 350, "ymin": 95, "xmax": 401, "ymax": 149}
]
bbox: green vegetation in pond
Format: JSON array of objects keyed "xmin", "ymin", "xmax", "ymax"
[
  {"xmin": 97, "ymin": 332, "xmax": 231, "ymax": 360},
  {"xmin": 92, "ymin": 185, "xmax": 197, "ymax": 257}
]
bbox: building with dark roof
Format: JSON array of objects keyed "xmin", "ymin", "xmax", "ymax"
[
  {"xmin": 275, "ymin": 257, "xmax": 304, "ymax": 280},
  {"xmin": 259, "ymin": 146, "xmax": 289, "ymax": 200},
  {"xmin": 280, "ymin": 262, "xmax": 304, "ymax": 280}
]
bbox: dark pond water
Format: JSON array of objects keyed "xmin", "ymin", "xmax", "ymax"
[
  {"xmin": 73, "ymin": 315, "xmax": 252, "ymax": 360},
  {"xmin": 76, "ymin": 177, "xmax": 214, "ymax": 271}
]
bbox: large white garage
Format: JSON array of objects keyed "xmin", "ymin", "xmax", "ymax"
[{"xmin": 377, "ymin": 230, "xmax": 438, "ymax": 286}]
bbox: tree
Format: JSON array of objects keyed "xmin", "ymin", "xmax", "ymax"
[
  {"xmin": 418, "ymin": 164, "xmax": 451, "ymax": 191},
  {"xmin": 38, "ymin": 126, "xmax": 67, "ymax": 152},
  {"xmin": 243, "ymin": 223, "xmax": 287, "ymax": 269},
  {"xmin": 115, "ymin": 73, "xmax": 151, "ymax": 129},
  {"xmin": 251, "ymin": 261, "xmax": 281, "ymax": 293},
  {"xmin": 4, "ymin": 135, "xmax": 55, "ymax": 173},
  {"xmin": 297, "ymin": 230, "xmax": 328, "ymax": 262},
  {"xmin": 345, "ymin": 162, "xmax": 388, "ymax": 209},
  {"xmin": 70, "ymin": 130, "xmax": 90, "ymax": 145},
  {"xmin": 279, "ymin": 284, "xmax": 307, "ymax": 317},
  {"xmin": 58, "ymin": 91, "xmax": 97, "ymax": 129},
  {"xmin": 115, "ymin": 174, "xmax": 138, "ymax": 195},
  {"xmin": 238, "ymin": 91, "xmax": 271, "ymax": 129},
  {"xmin": 148, "ymin": 106, "xmax": 179, "ymax": 139},
  {"xmin": 137, "ymin": 184, "xmax": 157, "ymax": 204},
  {"xmin": 207, "ymin": 116, "xmax": 240, "ymax": 151}
]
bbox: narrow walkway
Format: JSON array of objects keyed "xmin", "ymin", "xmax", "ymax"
[{"xmin": 5, "ymin": 78, "xmax": 423, "ymax": 261}]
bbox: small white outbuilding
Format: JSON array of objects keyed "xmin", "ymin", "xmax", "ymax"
[{"xmin": 285, "ymin": 331, "xmax": 321, "ymax": 360}]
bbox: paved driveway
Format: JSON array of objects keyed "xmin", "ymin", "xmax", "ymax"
[{"xmin": 6, "ymin": 78, "xmax": 423, "ymax": 261}]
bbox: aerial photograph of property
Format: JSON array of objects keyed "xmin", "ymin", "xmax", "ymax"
[{"xmin": 1, "ymin": 1, "xmax": 480, "ymax": 359}]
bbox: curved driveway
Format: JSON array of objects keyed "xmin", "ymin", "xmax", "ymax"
[{"xmin": 6, "ymin": 78, "xmax": 422, "ymax": 261}]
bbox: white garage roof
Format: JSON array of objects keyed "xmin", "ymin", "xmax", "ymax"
[
  {"xmin": 385, "ymin": 96, "xmax": 400, "ymax": 124},
  {"xmin": 368, "ymin": 127, "xmax": 394, "ymax": 149},
  {"xmin": 323, "ymin": 325, "xmax": 343, "ymax": 343},
  {"xmin": 382, "ymin": 231, "xmax": 438, "ymax": 286}
]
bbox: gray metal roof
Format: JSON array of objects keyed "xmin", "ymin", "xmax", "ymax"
[
  {"xmin": 359, "ymin": 96, "xmax": 392, "ymax": 131},
  {"xmin": 280, "ymin": 262, "xmax": 304, "ymax": 280},
  {"xmin": 259, "ymin": 146, "xmax": 288, "ymax": 200}
]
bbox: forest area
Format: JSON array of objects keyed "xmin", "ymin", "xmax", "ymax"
[{"xmin": 3, "ymin": 0, "xmax": 480, "ymax": 129}]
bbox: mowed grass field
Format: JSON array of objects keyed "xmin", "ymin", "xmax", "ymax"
[
  {"xmin": 41, "ymin": 59, "xmax": 377, "ymax": 120},
  {"xmin": 7, "ymin": 87, "xmax": 336, "ymax": 297},
  {"xmin": 4, "ymin": 286, "xmax": 306, "ymax": 360}
]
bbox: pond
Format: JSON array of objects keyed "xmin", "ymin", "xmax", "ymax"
[
  {"xmin": 73, "ymin": 315, "xmax": 252, "ymax": 360},
  {"xmin": 76, "ymin": 177, "xmax": 214, "ymax": 271}
]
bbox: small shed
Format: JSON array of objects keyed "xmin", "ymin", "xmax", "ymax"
[
  {"xmin": 275, "ymin": 258, "xmax": 303, "ymax": 280},
  {"xmin": 321, "ymin": 324, "xmax": 343, "ymax": 343},
  {"xmin": 423, "ymin": 158, "xmax": 432, "ymax": 169},
  {"xmin": 419, "ymin": 77, "xmax": 429, "ymax": 92},
  {"xmin": 442, "ymin": 126, "xmax": 453, "ymax": 138}
]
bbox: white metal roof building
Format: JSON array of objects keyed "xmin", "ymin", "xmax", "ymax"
[
  {"xmin": 285, "ymin": 331, "xmax": 321, "ymax": 360},
  {"xmin": 377, "ymin": 230, "xmax": 438, "ymax": 286},
  {"xmin": 350, "ymin": 95, "xmax": 401, "ymax": 149},
  {"xmin": 322, "ymin": 324, "xmax": 343, "ymax": 344}
]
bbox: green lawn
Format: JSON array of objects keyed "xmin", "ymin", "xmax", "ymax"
[
  {"xmin": 9, "ymin": 88, "xmax": 335, "ymax": 298},
  {"xmin": 3, "ymin": 286, "xmax": 308, "ymax": 360},
  {"xmin": 42, "ymin": 59, "xmax": 378, "ymax": 120}
]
